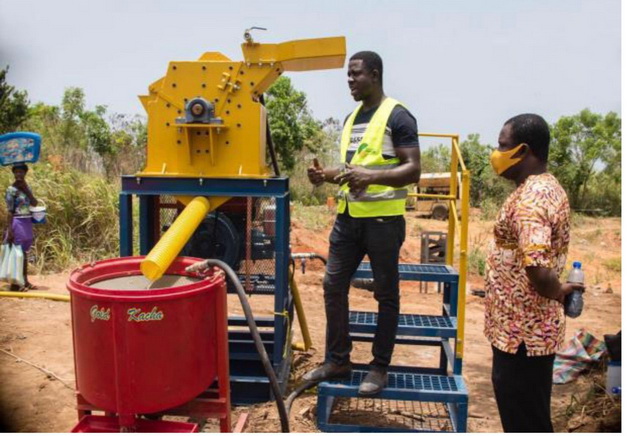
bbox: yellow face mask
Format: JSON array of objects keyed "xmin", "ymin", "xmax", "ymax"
[{"xmin": 490, "ymin": 143, "xmax": 527, "ymax": 175}]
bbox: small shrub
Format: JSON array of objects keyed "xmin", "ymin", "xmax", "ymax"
[
  {"xmin": 468, "ymin": 246, "xmax": 486, "ymax": 276},
  {"xmin": 480, "ymin": 198, "xmax": 502, "ymax": 221},
  {"xmin": 603, "ymin": 257, "xmax": 621, "ymax": 273}
]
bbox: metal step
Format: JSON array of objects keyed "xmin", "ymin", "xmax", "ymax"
[
  {"xmin": 318, "ymin": 368, "xmax": 467, "ymax": 403},
  {"xmin": 318, "ymin": 398, "xmax": 455, "ymax": 433},
  {"xmin": 229, "ymin": 351, "xmax": 291, "ymax": 405},
  {"xmin": 349, "ymin": 311, "xmax": 457, "ymax": 338},
  {"xmin": 317, "ymin": 368, "xmax": 468, "ymax": 432},
  {"xmin": 353, "ymin": 262, "xmax": 458, "ymax": 283}
]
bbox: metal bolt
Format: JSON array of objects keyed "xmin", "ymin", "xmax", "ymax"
[{"xmin": 191, "ymin": 103, "xmax": 204, "ymax": 116}]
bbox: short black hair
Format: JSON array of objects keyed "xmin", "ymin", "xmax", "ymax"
[
  {"xmin": 12, "ymin": 163, "xmax": 28, "ymax": 173},
  {"xmin": 504, "ymin": 113, "xmax": 550, "ymax": 162},
  {"xmin": 350, "ymin": 51, "xmax": 383, "ymax": 84}
]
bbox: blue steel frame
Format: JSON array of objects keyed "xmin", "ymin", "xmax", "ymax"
[
  {"xmin": 316, "ymin": 261, "xmax": 468, "ymax": 432},
  {"xmin": 119, "ymin": 175, "xmax": 293, "ymax": 401},
  {"xmin": 351, "ymin": 263, "xmax": 463, "ymax": 376},
  {"xmin": 317, "ymin": 369, "xmax": 468, "ymax": 432}
]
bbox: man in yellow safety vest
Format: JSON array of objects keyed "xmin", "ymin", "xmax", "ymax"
[{"xmin": 304, "ymin": 51, "xmax": 421, "ymax": 395}]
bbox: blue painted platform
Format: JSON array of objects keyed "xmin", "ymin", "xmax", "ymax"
[
  {"xmin": 317, "ymin": 367, "xmax": 468, "ymax": 432},
  {"xmin": 349, "ymin": 311, "xmax": 457, "ymax": 338},
  {"xmin": 352, "ymin": 262, "xmax": 459, "ymax": 283},
  {"xmin": 316, "ymin": 260, "xmax": 468, "ymax": 432}
]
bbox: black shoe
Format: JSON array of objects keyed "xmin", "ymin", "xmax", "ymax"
[
  {"xmin": 358, "ymin": 367, "xmax": 388, "ymax": 396},
  {"xmin": 302, "ymin": 361, "xmax": 352, "ymax": 383}
]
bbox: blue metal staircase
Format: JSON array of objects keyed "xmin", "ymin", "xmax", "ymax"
[{"xmin": 316, "ymin": 262, "xmax": 469, "ymax": 432}]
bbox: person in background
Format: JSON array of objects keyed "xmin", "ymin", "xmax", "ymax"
[
  {"xmin": 484, "ymin": 114, "xmax": 585, "ymax": 432},
  {"xmin": 4, "ymin": 163, "xmax": 38, "ymax": 291}
]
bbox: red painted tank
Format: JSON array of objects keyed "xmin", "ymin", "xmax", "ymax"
[{"xmin": 67, "ymin": 256, "xmax": 226, "ymax": 423}]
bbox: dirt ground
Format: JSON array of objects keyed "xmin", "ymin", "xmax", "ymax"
[{"xmin": 0, "ymin": 211, "xmax": 621, "ymax": 432}]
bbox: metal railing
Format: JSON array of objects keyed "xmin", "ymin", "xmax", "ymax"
[{"xmin": 410, "ymin": 133, "xmax": 470, "ymax": 360}]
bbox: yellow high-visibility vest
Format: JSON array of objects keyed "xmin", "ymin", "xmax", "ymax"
[{"xmin": 337, "ymin": 97, "xmax": 409, "ymax": 217}]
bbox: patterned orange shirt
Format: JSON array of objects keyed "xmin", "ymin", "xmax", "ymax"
[{"xmin": 484, "ymin": 173, "xmax": 571, "ymax": 356}]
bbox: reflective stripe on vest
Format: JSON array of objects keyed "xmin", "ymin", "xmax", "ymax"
[{"xmin": 337, "ymin": 97, "xmax": 409, "ymax": 217}]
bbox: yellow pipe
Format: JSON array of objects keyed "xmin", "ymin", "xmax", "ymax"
[
  {"xmin": 141, "ymin": 196, "xmax": 211, "ymax": 281},
  {"xmin": 408, "ymin": 193, "xmax": 457, "ymax": 200},
  {"xmin": 452, "ymin": 136, "xmax": 467, "ymax": 172},
  {"xmin": 418, "ymin": 133, "xmax": 460, "ymax": 139},
  {"xmin": 449, "ymin": 200, "xmax": 461, "ymax": 235},
  {"xmin": 0, "ymin": 291, "xmax": 70, "ymax": 302},
  {"xmin": 446, "ymin": 146, "xmax": 458, "ymax": 266},
  {"xmin": 288, "ymin": 267, "xmax": 313, "ymax": 351},
  {"xmin": 455, "ymin": 170, "xmax": 471, "ymax": 360}
]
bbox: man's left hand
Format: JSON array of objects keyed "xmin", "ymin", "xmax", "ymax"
[
  {"xmin": 335, "ymin": 164, "xmax": 375, "ymax": 191},
  {"xmin": 556, "ymin": 282, "xmax": 585, "ymax": 303}
]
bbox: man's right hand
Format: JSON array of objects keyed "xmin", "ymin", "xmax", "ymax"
[{"xmin": 307, "ymin": 158, "xmax": 325, "ymax": 186}]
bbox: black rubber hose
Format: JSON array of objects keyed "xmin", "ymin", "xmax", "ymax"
[
  {"xmin": 284, "ymin": 379, "xmax": 320, "ymax": 416},
  {"xmin": 259, "ymin": 95, "xmax": 280, "ymax": 177},
  {"xmin": 205, "ymin": 259, "xmax": 289, "ymax": 433}
]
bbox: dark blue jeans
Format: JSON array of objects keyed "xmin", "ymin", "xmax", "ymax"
[{"xmin": 323, "ymin": 213, "xmax": 406, "ymax": 369}]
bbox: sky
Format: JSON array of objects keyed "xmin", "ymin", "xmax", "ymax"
[{"xmin": 0, "ymin": 0, "xmax": 621, "ymax": 148}]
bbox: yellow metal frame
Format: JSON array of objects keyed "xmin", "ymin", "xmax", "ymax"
[{"xmin": 412, "ymin": 133, "xmax": 470, "ymax": 361}]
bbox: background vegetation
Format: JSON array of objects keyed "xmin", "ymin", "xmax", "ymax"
[{"xmin": 0, "ymin": 66, "xmax": 622, "ymax": 272}]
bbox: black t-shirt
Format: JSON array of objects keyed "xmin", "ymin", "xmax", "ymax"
[{"xmin": 344, "ymin": 104, "xmax": 419, "ymax": 163}]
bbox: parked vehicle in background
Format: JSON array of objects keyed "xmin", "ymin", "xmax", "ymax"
[{"xmin": 407, "ymin": 172, "xmax": 461, "ymax": 221}]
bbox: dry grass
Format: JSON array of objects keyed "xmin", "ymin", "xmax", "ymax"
[
  {"xmin": 554, "ymin": 364, "xmax": 621, "ymax": 432},
  {"xmin": 0, "ymin": 164, "xmax": 122, "ymax": 272}
]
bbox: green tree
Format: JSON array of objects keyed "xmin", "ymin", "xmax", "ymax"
[
  {"xmin": 0, "ymin": 66, "xmax": 30, "ymax": 134},
  {"xmin": 23, "ymin": 87, "xmax": 148, "ymax": 178},
  {"xmin": 420, "ymin": 143, "xmax": 450, "ymax": 173},
  {"xmin": 265, "ymin": 76, "xmax": 322, "ymax": 171},
  {"xmin": 549, "ymin": 109, "xmax": 621, "ymax": 213},
  {"xmin": 460, "ymin": 134, "xmax": 511, "ymax": 207},
  {"xmin": 288, "ymin": 117, "xmax": 342, "ymax": 204}
]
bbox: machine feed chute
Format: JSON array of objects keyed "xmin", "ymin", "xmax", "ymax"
[{"xmin": 137, "ymin": 36, "xmax": 346, "ymax": 281}]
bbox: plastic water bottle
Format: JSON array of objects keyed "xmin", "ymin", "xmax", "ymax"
[{"xmin": 565, "ymin": 261, "xmax": 584, "ymax": 318}]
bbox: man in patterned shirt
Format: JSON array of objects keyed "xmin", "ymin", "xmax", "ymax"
[{"xmin": 484, "ymin": 114, "xmax": 584, "ymax": 432}]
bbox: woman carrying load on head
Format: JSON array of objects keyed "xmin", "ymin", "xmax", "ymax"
[{"xmin": 4, "ymin": 163, "xmax": 38, "ymax": 291}]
